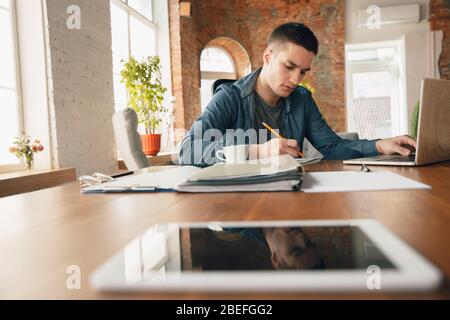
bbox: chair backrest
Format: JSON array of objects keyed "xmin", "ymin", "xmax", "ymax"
[
  {"xmin": 112, "ymin": 108, "xmax": 149, "ymax": 170},
  {"xmin": 211, "ymin": 79, "xmax": 236, "ymax": 95}
]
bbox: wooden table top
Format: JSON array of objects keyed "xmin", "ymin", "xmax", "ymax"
[{"xmin": 1, "ymin": 161, "xmax": 449, "ymax": 299}]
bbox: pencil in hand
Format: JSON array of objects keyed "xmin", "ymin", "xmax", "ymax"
[{"xmin": 261, "ymin": 122, "xmax": 304, "ymax": 158}]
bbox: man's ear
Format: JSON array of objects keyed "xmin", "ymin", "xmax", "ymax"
[
  {"xmin": 263, "ymin": 47, "xmax": 272, "ymax": 66},
  {"xmin": 271, "ymin": 251, "xmax": 282, "ymax": 269}
]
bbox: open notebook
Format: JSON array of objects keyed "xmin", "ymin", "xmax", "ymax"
[{"xmin": 81, "ymin": 155, "xmax": 303, "ymax": 193}]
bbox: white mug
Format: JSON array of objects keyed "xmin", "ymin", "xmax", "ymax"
[{"xmin": 216, "ymin": 145, "xmax": 249, "ymax": 164}]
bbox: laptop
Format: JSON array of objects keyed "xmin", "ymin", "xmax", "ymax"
[{"xmin": 343, "ymin": 78, "xmax": 450, "ymax": 166}]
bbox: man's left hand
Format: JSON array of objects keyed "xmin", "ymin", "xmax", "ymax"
[{"xmin": 376, "ymin": 135, "xmax": 417, "ymax": 156}]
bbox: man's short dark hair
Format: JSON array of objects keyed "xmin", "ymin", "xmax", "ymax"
[{"xmin": 268, "ymin": 22, "xmax": 319, "ymax": 55}]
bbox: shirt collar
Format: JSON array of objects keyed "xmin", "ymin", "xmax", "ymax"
[{"xmin": 234, "ymin": 67, "xmax": 293, "ymax": 113}]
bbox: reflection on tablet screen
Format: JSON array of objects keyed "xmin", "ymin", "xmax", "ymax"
[{"xmin": 181, "ymin": 226, "xmax": 396, "ymax": 271}]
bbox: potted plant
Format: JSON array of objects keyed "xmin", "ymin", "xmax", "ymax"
[{"xmin": 121, "ymin": 56, "xmax": 168, "ymax": 156}]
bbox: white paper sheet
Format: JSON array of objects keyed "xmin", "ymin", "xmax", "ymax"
[
  {"xmin": 83, "ymin": 166, "xmax": 201, "ymax": 192},
  {"xmin": 296, "ymin": 157, "xmax": 322, "ymax": 165},
  {"xmin": 301, "ymin": 171, "xmax": 431, "ymax": 193}
]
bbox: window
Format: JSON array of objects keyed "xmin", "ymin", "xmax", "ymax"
[
  {"xmin": 0, "ymin": 0, "xmax": 23, "ymax": 168},
  {"xmin": 345, "ymin": 41, "xmax": 407, "ymax": 140},
  {"xmin": 200, "ymin": 47, "xmax": 237, "ymax": 112},
  {"xmin": 110, "ymin": 0, "xmax": 156, "ymax": 112}
]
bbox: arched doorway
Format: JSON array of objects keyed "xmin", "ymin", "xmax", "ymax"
[{"xmin": 200, "ymin": 37, "xmax": 251, "ymax": 111}]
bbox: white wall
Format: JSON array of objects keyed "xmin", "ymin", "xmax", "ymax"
[
  {"xmin": 42, "ymin": 0, "xmax": 117, "ymax": 176},
  {"xmin": 345, "ymin": 0, "xmax": 442, "ymax": 133},
  {"xmin": 404, "ymin": 30, "xmax": 442, "ymax": 130},
  {"xmin": 345, "ymin": 0, "xmax": 431, "ymax": 44}
]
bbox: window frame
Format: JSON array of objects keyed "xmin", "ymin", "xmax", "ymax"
[
  {"xmin": 115, "ymin": 0, "xmax": 154, "ymax": 25},
  {"xmin": 110, "ymin": 0, "xmax": 157, "ymax": 112},
  {"xmin": 0, "ymin": 0, "xmax": 25, "ymax": 172},
  {"xmin": 345, "ymin": 40, "xmax": 407, "ymax": 138},
  {"xmin": 200, "ymin": 46, "xmax": 237, "ymax": 112},
  {"xmin": 200, "ymin": 46, "xmax": 237, "ymax": 80}
]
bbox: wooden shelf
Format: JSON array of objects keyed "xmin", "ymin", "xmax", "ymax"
[{"xmin": 0, "ymin": 168, "xmax": 76, "ymax": 198}]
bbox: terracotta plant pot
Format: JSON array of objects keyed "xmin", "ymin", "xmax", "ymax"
[{"xmin": 141, "ymin": 133, "xmax": 161, "ymax": 156}]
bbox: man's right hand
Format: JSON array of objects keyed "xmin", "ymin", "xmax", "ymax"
[{"xmin": 249, "ymin": 138, "xmax": 300, "ymax": 159}]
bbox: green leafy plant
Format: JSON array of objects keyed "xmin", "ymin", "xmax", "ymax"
[
  {"xmin": 9, "ymin": 133, "xmax": 44, "ymax": 170},
  {"xmin": 410, "ymin": 100, "xmax": 420, "ymax": 139},
  {"xmin": 120, "ymin": 56, "xmax": 168, "ymax": 134}
]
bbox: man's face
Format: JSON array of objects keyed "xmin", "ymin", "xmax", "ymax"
[
  {"xmin": 263, "ymin": 42, "xmax": 315, "ymax": 98},
  {"xmin": 269, "ymin": 227, "xmax": 324, "ymax": 270}
]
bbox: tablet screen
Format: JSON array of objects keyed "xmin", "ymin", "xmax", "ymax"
[
  {"xmin": 179, "ymin": 225, "xmax": 396, "ymax": 271},
  {"xmin": 92, "ymin": 221, "xmax": 444, "ymax": 292}
]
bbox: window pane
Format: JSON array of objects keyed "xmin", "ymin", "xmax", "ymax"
[
  {"xmin": 111, "ymin": 2, "xmax": 129, "ymax": 74},
  {"xmin": 128, "ymin": 0, "xmax": 152, "ymax": 20},
  {"xmin": 130, "ymin": 16, "xmax": 155, "ymax": 59},
  {"xmin": 0, "ymin": 8, "xmax": 16, "ymax": 88},
  {"xmin": 0, "ymin": 88, "xmax": 20, "ymax": 165},
  {"xmin": 0, "ymin": 0, "xmax": 9, "ymax": 9},
  {"xmin": 113, "ymin": 74, "xmax": 128, "ymax": 112},
  {"xmin": 110, "ymin": 1, "xmax": 156, "ymax": 116},
  {"xmin": 200, "ymin": 79, "xmax": 214, "ymax": 112},
  {"xmin": 200, "ymin": 47, "xmax": 235, "ymax": 73},
  {"xmin": 347, "ymin": 48, "xmax": 395, "ymax": 63},
  {"xmin": 346, "ymin": 50, "xmax": 377, "ymax": 62},
  {"xmin": 377, "ymin": 48, "xmax": 395, "ymax": 61},
  {"xmin": 352, "ymin": 71, "xmax": 390, "ymax": 99},
  {"xmin": 352, "ymin": 72, "xmax": 392, "ymax": 139}
]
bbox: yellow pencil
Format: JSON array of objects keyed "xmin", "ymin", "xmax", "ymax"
[{"xmin": 261, "ymin": 122, "xmax": 304, "ymax": 158}]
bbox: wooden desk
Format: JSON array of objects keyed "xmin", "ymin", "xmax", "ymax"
[
  {"xmin": 1, "ymin": 161, "xmax": 449, "ymax": 299},
  {"xmin": 0, "ymin": 168, "xmax": 76, "ymax": 198}
]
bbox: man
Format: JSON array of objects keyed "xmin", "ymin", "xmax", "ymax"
[
  {"xmin": 179, "ymin": 22, "xmax": 416, "ymax": 166},
  {"xmin": 223, "ymin": 226, "xmax": 326, "ymax": 270}
]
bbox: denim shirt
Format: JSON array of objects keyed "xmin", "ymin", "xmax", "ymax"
[{"xmin": 179, "ymin": 68, "xmax": 379, "ymax": 167}]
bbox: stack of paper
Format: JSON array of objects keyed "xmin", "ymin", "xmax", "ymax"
[
  {"xmin": 82, "ymin": 155, "xmax": 303, "ymax": 193},
  {"xmin": 178, "ymin": 155, "xmax": 302, "ymax": 192}
]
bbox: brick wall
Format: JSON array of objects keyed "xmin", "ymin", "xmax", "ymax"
[
  {"xmin": 44, "ymin": 0, "xmax": 116, "ymax": 176},
  {"xmin": 168, "ymin": 0, "xmax": 186, "ymax": 142},
  {"xmin": 169, "ymin": 0, "xmax": 347, "ymax": 135},
  {"xmin": 430, "ymin": 0, "xmax": 450, "ymax": 79}
]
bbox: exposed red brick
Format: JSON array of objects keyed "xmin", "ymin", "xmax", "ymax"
[
  {"xmin": 429, "ymin": 0, "xmax": 450, "ymax": 80},
  {"xmin": 170, "ymin": 0, "xmax": 347, "ymax": 135}
]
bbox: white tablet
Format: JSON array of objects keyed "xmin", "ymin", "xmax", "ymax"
[{"xmin": 90, "ymin": 220, "xmax": 442, "ymax": 293}]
